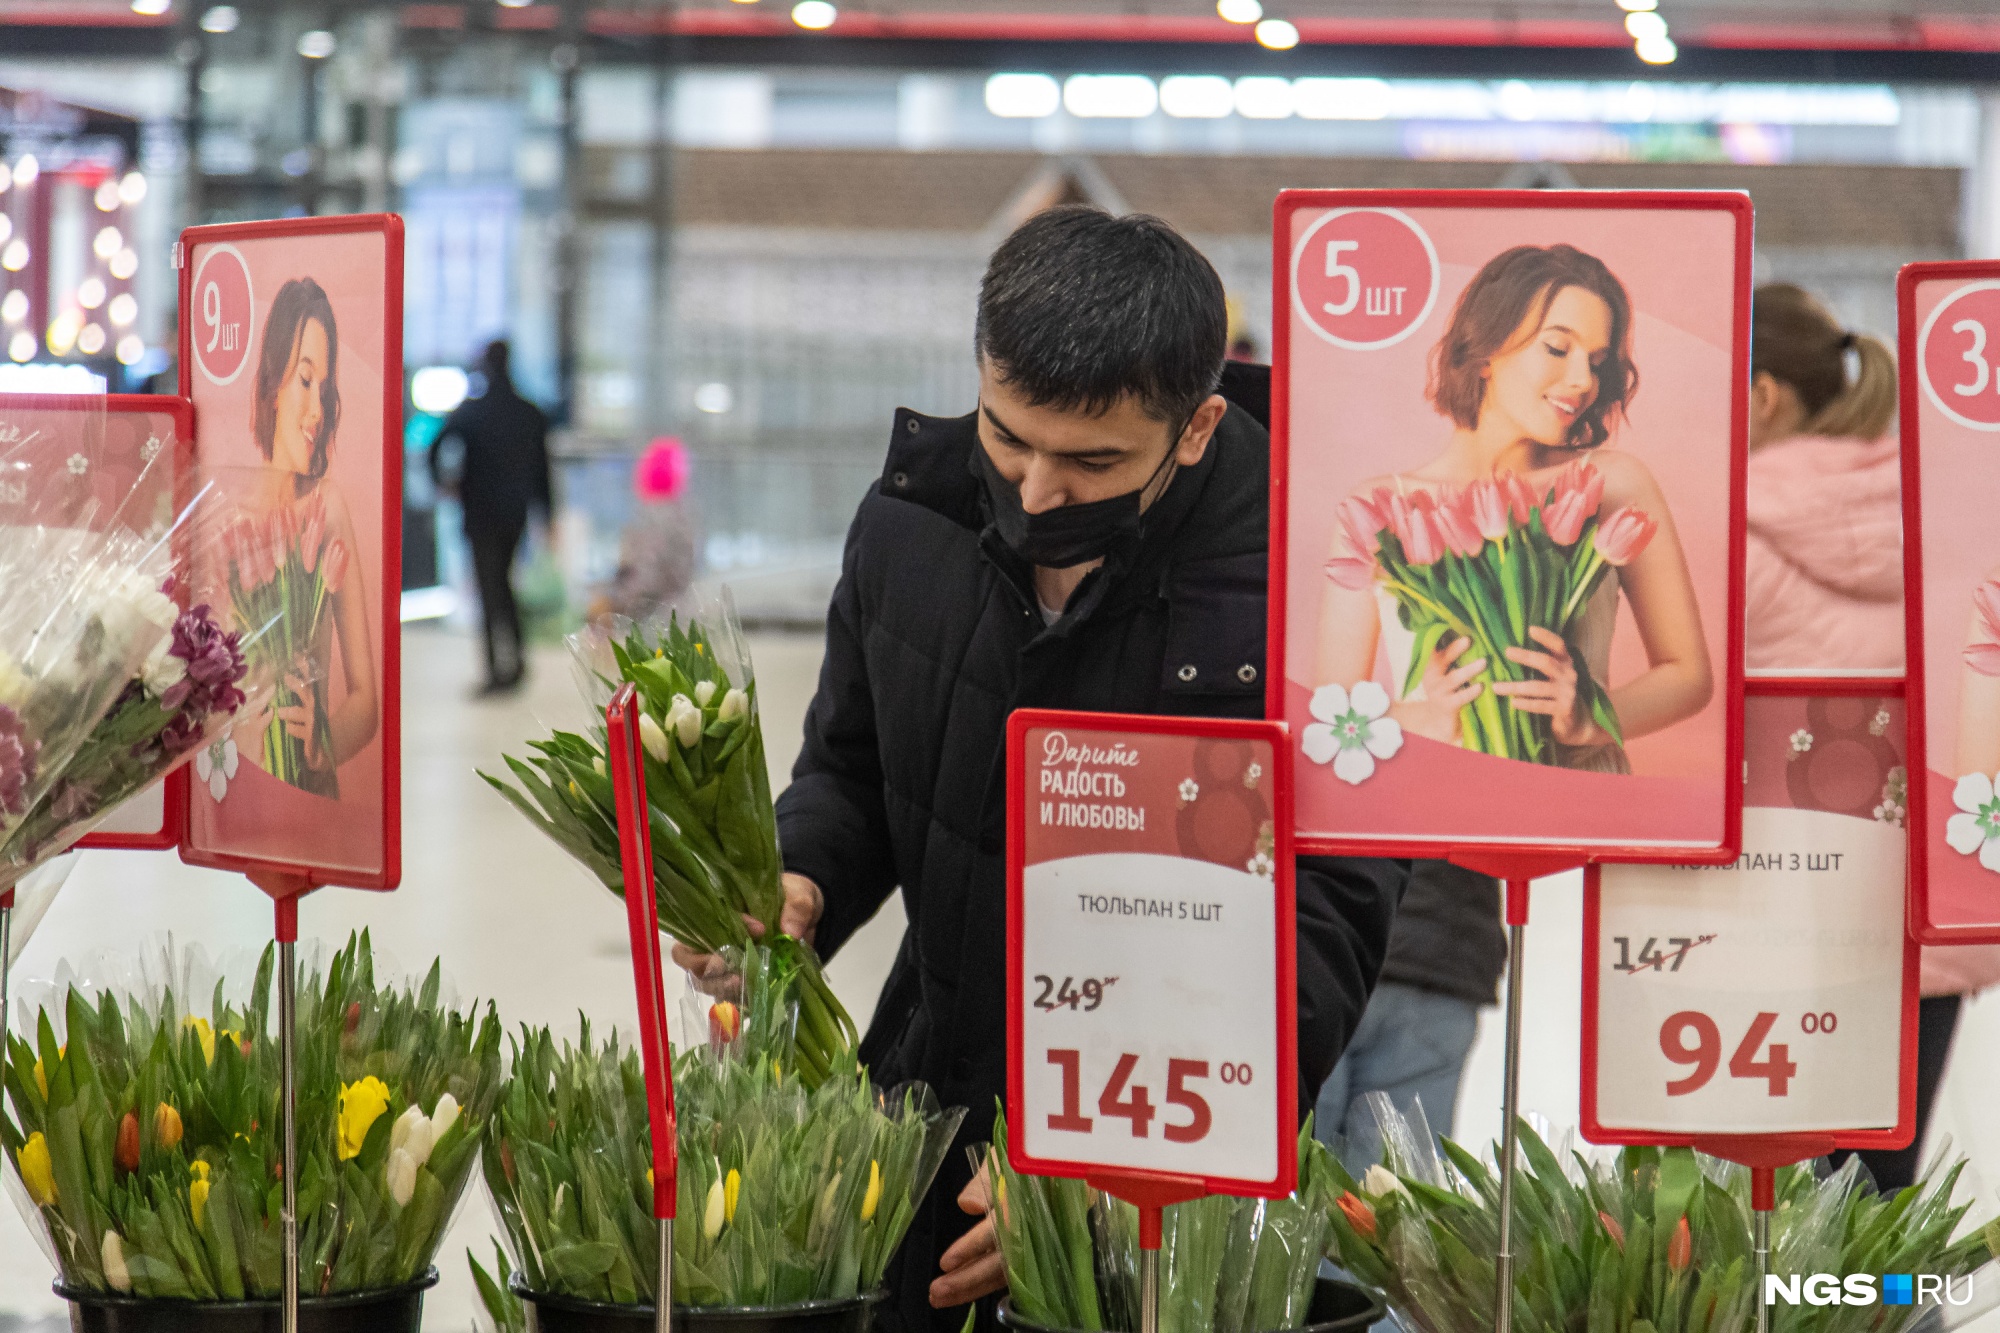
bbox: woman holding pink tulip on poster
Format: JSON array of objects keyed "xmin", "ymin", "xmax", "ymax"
[
  {"xmin": 1315, "ymin": 244, "xmax": 1712, "ymax": 773},
  {"xmin": 224, "ymin": 277, "xmax": 379, "ymax": 799}
]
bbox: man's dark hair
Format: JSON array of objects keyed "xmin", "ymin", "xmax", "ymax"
[
  {"xmin": 480, "ymin": 338, "xmax": 513, "ymax": 386},
  {"xmin": 976, "ymin": 206, "xmax": 1227, "ymax": 427}
]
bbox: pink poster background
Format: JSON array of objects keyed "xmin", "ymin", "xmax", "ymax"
[
  {"xmin": 182, "ymin": 225, "xmax": 395, "ymax": 886},
  {"xmin": 1279, "ymin": 196, "xmax": 1744, "ymax": 854},
  {"xmin": 1908, "ymin": 271, "xmax": 2000, "ymax": 934}
]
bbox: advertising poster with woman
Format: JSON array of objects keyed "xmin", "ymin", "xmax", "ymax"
[
  {"xmin": 1274, "ymin": 192, "xmax": 1747, "ymax": 857},
  {"xmin": 179, "ymin": 217, "xmax": 402, "ymax": 889},
  {"xmin": 1902, "ymin": 263, "xmax": 2000, "ymax": 940}
]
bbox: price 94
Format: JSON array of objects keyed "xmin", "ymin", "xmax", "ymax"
[{"xmin": 1659, "ymin": 1010, "xmax": 1796, "ymax": 1097}]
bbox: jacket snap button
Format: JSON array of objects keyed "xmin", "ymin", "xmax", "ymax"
[
  {"xmin": 904, "ymin": 417, "xmax": 920, "ymax": 434},
  {"xmin": 892, "ymin": 471, "xmax": 909, "ymax": 489},
  {"xmin": 1177, "ymin": 664, "xmax": 1197, "ymax": 682},
  {"xmin": 1237, "ymin": 664, "xmax": 1258, "ymax": 683}
]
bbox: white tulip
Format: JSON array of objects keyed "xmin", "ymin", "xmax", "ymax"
[
  {"xmin": 390, "ymin": 1104, "xmax": 425, "ymax": 1155},
  {"xmin": 141, "ymin": 639, "xmax": 187, "ymax": 697},
  {"xmin": 1361, "ymin": 1165, "xmax": 1407, "ymax": 1198},
  {"xmin": 430, "ymin": 1092, "xmax": 461, "ymax": 1145},
  {"xmin": 403, "ymin": 1116, "xmax": 436, "ymax": 1169},
  {"xmin": 695, "ymin": 679, "xmax": 717, "ymax": 707},
  {"xmin": 719, "ymin": 688, "xmax": 747, "ymax": 722},
  {"xmin": 387, "ymin": 1148, "xmax": 419, "ymax": 1207},
  {"xmin": 703, "ymin": 1177, "xmax": 726, "ymax": 1239},
  {"xmin": 101, "ymin": 1231, "xmax": 132, "ymax": 1293},
  {"xmin": 638, "ymin": 713, "xmax": 670, "ymax": 762},
  {"xmin": 670, "ymin": 695, "xmax": 702, "ymax": 748}
]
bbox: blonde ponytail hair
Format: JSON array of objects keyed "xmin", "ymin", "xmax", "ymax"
[{"xmin": 1751, "ymin": 283, "xmax": 1896, "ymax": 441}]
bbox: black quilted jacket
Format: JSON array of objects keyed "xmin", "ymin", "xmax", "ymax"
[{"xmin": 774, "ymin": 365, "xmax": 1407, "ymax": 1333}]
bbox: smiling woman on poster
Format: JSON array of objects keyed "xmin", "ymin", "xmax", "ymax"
[
  {"xmin": 1314, "ymin": 244, "xmax": 1711, "ymax": 773},
  {"xmin": 240, "ymin": 277, "xmax": 379, "ymax": 797}
]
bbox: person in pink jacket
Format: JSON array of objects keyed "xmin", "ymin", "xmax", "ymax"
[{"xmin": 1749, "ymin": 282, "xmax": 2000, "ymax": 1188}]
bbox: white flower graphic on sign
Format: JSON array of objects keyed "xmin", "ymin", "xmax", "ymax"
[
  {"xmin": 194, "ymin": 737, "xmax": 238, "ymax": 803},
  {"xmin": 1301, "ymin": 682, "xmax": 1402, "ymax": 786},
  {"xmin": 1178, "ymin": 778, "xmax": 1199, "ymax": 805},
  {"xmin": 1947, "ymin": 772, "xmax": 2000, "ymax": 873}
]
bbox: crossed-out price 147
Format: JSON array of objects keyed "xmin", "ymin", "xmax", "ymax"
[
  {"xmin": 1040, "ymin": 1049, "xmax": 1260, "ymax": 1142},
  {"xmin": 1657, "ymin": 1010, "xmax": 1842, "ymax": 1097}
]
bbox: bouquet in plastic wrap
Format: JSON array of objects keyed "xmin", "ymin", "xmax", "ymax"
[
  {"xmin": 0, "ymin": 932, "xmax": 502, "ymax": 1299},
  {"xmin": 483, "ymin": 603, "xmax": 856, "ymax": 1086},
  {"xmin": 0, "ymin": 415, "xmax": 255, "ymax": 905},
  {"xmin": 479, "ymin": 974, "xmax": 964, "ymax": 1315},
  {"xmin": 1323, "ymin": 1097, "xmax": 1994, "ymax": 1333},
  {"xmin": 983, "ymin": 1110, "xmax": 1341, "ymax": 1333}
]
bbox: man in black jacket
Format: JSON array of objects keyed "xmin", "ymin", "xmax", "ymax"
[
  {"xmin": 678, "ymin": 207, "xmax": 1405, "ymax": 1333},
  {"xmin": 431, "ymin": 339, "xmax": 552, "ymax": 694}
]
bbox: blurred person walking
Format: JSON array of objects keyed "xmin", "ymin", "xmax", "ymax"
[
  {"xmin": 1314, "ymin": 861, "xmax": 1504, "ymax": 1172},
  {"xmin": 588, "ymin": 437, "xmax": 701, "ymax": 626},
  {"xmin": 431, "ymin": 339, "xmax": 552, "ymax": 695},
  {"xmin": 1748, "ymin": 282, "xmax": 2000, "ymax": 1189}
]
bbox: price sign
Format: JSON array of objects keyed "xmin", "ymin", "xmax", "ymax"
[
  {"xmin": 1901, "ymin": 263, "xmax": 2000, "ymax": 941},
  {"xmin": 1006, "ymin": 710, "xmax": 1297, "ymax": 1196},
  {"xmin": 1583, "ymin": 691, "xmax": 1914, "ymax": 1143}
]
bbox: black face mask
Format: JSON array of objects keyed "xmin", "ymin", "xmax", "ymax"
[{"xmin": 970, "ymin": 426, "xmax": 1182, "ymax": 570}]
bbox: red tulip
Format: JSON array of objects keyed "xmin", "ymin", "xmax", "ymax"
[
  {"xmin": 1591, "ymin": 505, "xmax": 1657, "ymax": 567},
  {"xmin": 1598, "ymin": 1211, "xmax": 1624, "ymax": 1250},
  {"xmin": 1667, "ymin": 1215, "xmax": 1691, "ymax": 1272},
  {"xmin": 1336, "ymin": 1191, "xmax": 1378, "ymax": 1241},
  {"xmin": 115, "ymin": 1112, "xmax": 141, "ymax": 1173},
  {"xmin": 709, "ymin": 1001, "xmax": 741, "ymax": 1046}
]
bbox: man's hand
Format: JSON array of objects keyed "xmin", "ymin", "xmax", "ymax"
[
  {"xmin": 930, "ymin": 1167, "xmax": 1007, "ymax": 1309},
  {"xmin": 669, "ymin": 873, "xmax": 825, "ymax": 988}
]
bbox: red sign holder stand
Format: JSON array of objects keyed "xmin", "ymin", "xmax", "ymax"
[{"xmin": 608, "ymin": 685, "xmax": 681, "ymax": 1333}]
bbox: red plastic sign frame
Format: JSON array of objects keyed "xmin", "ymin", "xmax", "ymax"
[
  {"xmin": 1580, "ymin": 678, "xmax": 1918, "ymax": 1155},
  {"xmin": 1899, "ymin": 260, "xmax": 2000, "ymax": 944},
  {"xmin": 173, "ymin": 215, "xmax": 403, "ymax": 892},
  {"xmin": 1005, "ymin": 708, "xmax": 1299, "ymax": 1203},
  {"xmin": 1268, "ymin": 188, "xmax": 1750, "ymax": 870}
]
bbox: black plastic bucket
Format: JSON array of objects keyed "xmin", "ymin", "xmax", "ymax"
[
  {"xmin": 509, "ymin": 1280, "xmax": 887, "ymax": 1333},
  {"xmin": 997, "ymin": 1277, "xmax": 1385, "ymax": 1333},
  {"xmin": 56, "ymin": 1270, "xmax": 437, "ymax": 1333}
]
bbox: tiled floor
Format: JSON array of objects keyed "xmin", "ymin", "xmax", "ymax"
[{"xmin": 6, "ymin": 623, "xmax": 2000, "ymax": 1326}]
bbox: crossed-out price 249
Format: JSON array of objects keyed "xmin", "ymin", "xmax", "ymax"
[
  {"xmin": 1041, "ymin": 1049, "xmax": 1258, "ymax": 1141},
  {"xmin": 1657, "ymin": 1010, "xmax": 1839, "ymax": 1097}
]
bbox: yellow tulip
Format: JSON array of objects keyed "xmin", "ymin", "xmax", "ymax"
[
  {"xmin": 724, "ymin": 1168, "xmax": 741, "ymax": 1224},
  {"xmin": 32, "ymin": 1059, "xmax": 45, "ymax": 1100},
  {"xmin": 16, "ymin": 1133, "xmax": 55, "ymax": 1207},
  {"xmin": 190, "ymin": 1177, "xmax": 210, "ymax": 1230},
  {"xmin": 155, "ymin": 1102, "xmax": 184, "ymax": 1150},
  {"xmin": 861, "ymin": 1159, "xmax": 882, "ymax": 1222},
  {"xmin": 702, "ymin": 1177, "xmax": 726, "ymax": 1239},
  {"xmin": 182, "ymin": 1016, "xmax": 216, "ymax": 1065},
  {"xmin": 190, "ymin": 1160, "xmax": 211, "ymax": 1184},
  {"xmin": 337, "ymin": 1076, "xmax": 392, "ymax": 1161}
]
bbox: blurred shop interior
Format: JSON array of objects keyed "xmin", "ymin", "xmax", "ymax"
[{"xmin": 1, "ymin": 0, "xmax": 1995, "ymax": 628}]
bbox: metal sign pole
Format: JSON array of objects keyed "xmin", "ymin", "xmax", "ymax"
[
  {"xmin": 658, "ymin": 1218, "xmax": 674, "ymax": 1333},
  {"xmin": 1491, "ymin": 878, "xmax": 1531, "ymax": 1333},
  {"xmin": 264, "ymin": 884, "xmax": 306, "ymax": 1333},
  {"xmin": 0, "ymin": 890, "xmax": 13, "ymax": 1046}
]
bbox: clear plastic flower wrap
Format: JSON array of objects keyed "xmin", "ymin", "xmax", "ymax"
[
  {"xmin": 481, "ymin": 1003, "xmax": 965, "ymax": 1310},
  {"xmin": 0, "ymin": 932, "xmax": 502, "ymax": 1299},
  {"xmin": 0, "ymin": 419, "xmax": 260, "ymax": 894},
  {"xmin": 482, "ymin": 592, "xmax": 857, "ymax": 1087},
  {"xmin": 1322, "ymin": 1094, "xmax": 1998, "ymax": 1333},
  {"xmin": 981, "ymin": 1109, "xmax": 1340, "ymax": 1333}
]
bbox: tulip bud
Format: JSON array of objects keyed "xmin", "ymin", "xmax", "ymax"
[
  {"xmin": 671, "ymin": 696, "xmax": 702, "ymax": 748},
  {"xmin": 430, "ymin": 1092, "xmax": 461, "ymax": 1145},
  {"xmin": 387, "ymin": 1148, "xmax": 418, "ymax": 1208},
  {"xmin": 694, "ymin": 680, "xmax": 717, "ymax": 708},
  {"xmin": 709, "ymin": 1001, "xmax": 741, "ymax": 1047},
  {"xmin": 344, "ymin": 1001, "xmax": 362, "ymax": 1035},
  {"xmin": 102, "ymin": 1231, "xmax": 132, "ymax": 1293},
  {"xmin": 724, "ymin": 1168, "xmax": 741, "ymax": 1224},
  {"xmin": 16, "ymin": 1133, "xmax": 56, "ymax": 1208},
  {"xmin": 861, "ymin": 1159, "xmax": 882, "ymax": 1222},
  {"xmin": 500, "ymin": 1138, "xmax": 518, "ymax": 1187},
  {"xmin": 32, "ymin": 1058, "xmax": 46, "ymax": 1100},
  {"xmin": 719, "ymin": 689, "xmax": 747, "ymax": 723},
  {"xmin": 1599, "ymin": 1211, "xmax": 1625, "ymax": 1250},
  {"xmin": 1336, "ymin": 1191, "xmax": 1377, "ymax": 1242},
  {"xmin": 638, "ymin": 713, "xmax": 669, "ymax": 762},
  {"xmin": 189, "ymin": 1176, "xmax": 211, "ymax": 1231},
  {"xmin": 116, "ymin": 1113, "xmax": 141, "ymax": 1174},
  {"xmin": 703, "ymin": 1177, "xmax": 726, "ymax": 1239},
  {"xmin": 404, "ymin": 1116, "xmax": 437, "ymax": 1170},
  {"xmin": 1667, "ymin": 1215, "xmax": 1691, "ymax": 1272},
  {"xmin": 1360, "ymin": 1165, "xmax": 1406, "ymax": 1198},
  {"xmin": 155, "ymin": 1103, "xmax": 184, "ymax": 1150},
  {"xmin": 390, "ymin": 1104, "xmax": 424, "ymax": 1155}
]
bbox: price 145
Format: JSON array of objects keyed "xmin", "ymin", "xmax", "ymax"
[{"xmin": 1044, "ymin": 1049, "xmax": 1256, "ymax": 1142}]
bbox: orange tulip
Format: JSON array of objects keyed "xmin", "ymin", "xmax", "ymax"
[
  {"xmin": 116, "ymin": 1112, "xmax": 141, "ymax": 1173},
  {"xmin": 1336, "ymin": 1191, "xmax": 1378, "ymax": 1242},
  {"xmin": 1667, "ymin": 1215, "xmax": 1691, "ymax": 1272},
  {"xmin": 709, "ymin": 1001, "xmax": 741, "ymax": 1046}
]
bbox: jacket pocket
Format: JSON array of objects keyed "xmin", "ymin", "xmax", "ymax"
[{"xmin": 1160, "ymin": 552, "xmax": 1267, "ymax": 700}]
